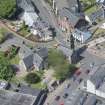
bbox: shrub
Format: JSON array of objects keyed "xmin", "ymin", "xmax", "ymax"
[{"xmin": 25, "ymin": 73, "xmax": 41, "ymax": 84}]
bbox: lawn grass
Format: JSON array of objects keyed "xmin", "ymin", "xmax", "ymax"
[
  {"xmin": 10, "ymin": 54, "xmax": 20, "ymax": 64},
  {"xmin": 10, "ymin": 76, "xmax": 24, "ymax": 84},
  {"xmin": 31, "ymin": 82, "xmax": 47, "ymax": 89},
  {"xmin": 19, "ymin": 28, "xmax": 30, "ymax": 37},
  {"xmin": 93, "ymin": 28, "xmax": 105, "ymax": 38},
  {"xmin": 84, "ymin": 5, "xmax": 97, "ymax": 15},
  {"xmin": 0, "ymin": 28, "xmax": 8, "ymax": 43}
]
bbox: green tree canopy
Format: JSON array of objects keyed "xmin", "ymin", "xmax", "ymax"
[
  {"xmin": 0, "ymin": 52, "xmax": 15, "ymax": 80},
  {"xmin": 25, "ymin": 73, "xmax": 41, "ymax": 84},
  {"xmin": 48, "ymin": 49, "xmax": 76, "ymax": 80},
  {"xmin": 0, "ymin": 0, "xmax": 16, "ymax": 18}
]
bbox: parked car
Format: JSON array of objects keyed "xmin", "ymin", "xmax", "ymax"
[
  {"xmin": 85, "ymin": 69, "xmax": 90, "ymax": 74},
  {"xmin": 55, "ymin": 96, "xmax": 60, "ymax": 101},
  {"xmin": 63, "ymin": 93, "xmax": 69, "ymax": 98},
  {"xmin": 66, "ymin": 83, "xmax": 71, "ymax": 88},
  {"xmin": 78, "ymin": 78, "xmax": 83, "ymax": 83},
  {"xmin": 75, "ymin": 70, "xmax": 81, "ymax": 76}
]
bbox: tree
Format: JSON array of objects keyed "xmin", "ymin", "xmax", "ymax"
[
  {"xmin": 25, "ymin": 73, "xmax": 41, "ymax": 84},
  {"xmin": 88, "ymin": 0, "xmax": 96, "ymax": 5},
  {"xmin": 0, "ymin": 52, "xmax": 15, "ymax": 80},
  {"xmin": 0, "ymin": 0, "xmax": 16, "ymax": 18},
  {"xmin": 54, "ymin": 63, "xmax": 76, "ymax": 80}
]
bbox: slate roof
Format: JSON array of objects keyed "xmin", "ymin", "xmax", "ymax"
[
  {"xmin": 33, "ymin": 53, "xmax": 43, "ymax": 68},
  {"xmin": 17, "ymin": 0, "xmax": 34, "ymax": 12},
  {"xmin": 58, "ymin": 8, "xmax": 80, "ymax": 26},
  {"xmin": 83, "ymin": 95, "xmax": 97, "ymax": 105},
  {"xmin": 65, "ymin": 90, "xmax": 87, "ymax": 105},
  {"xmin": 55, "ymin": 0, "xmax": 77, "ymax": 10},
  {"xmin": 58, "ymin": 45, "xmax": 73, "ymax": 57},
  {"xmin": 0, "ymin": 89, "xmax": 36, "ymax": 105},
  {"xmin": 90, "ymin": 66, "xmax": 105, "ymax": 89},
  {"xmin": 22, "ymin": 47, "xmax": 48, "ymax": 70},
  {"xmin": 23, "ymin": 54, "xmax": 34, "ymax": 70},
  {"xmin": 19, "ymin": 46, "xmax": 32, "ymax": 58},
  {"xmin": 36, "ymin": 47, "xmax": 48, "ymax": 59},
  {"xmin": 19, "ymin": 85, "xmax": 41, "ymax": 97}
]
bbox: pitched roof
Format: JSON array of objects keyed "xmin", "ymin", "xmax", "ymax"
[
  {"xmin": 22, "ymin": 47, "xmax": 48, "ymax": 70},
  {"xmin": 58, "ymin": 8, "xmax": 80, "ymax": 26},
  {"xmin": 23, "ymin": 54, "xmax": 34, "ymax": 70},
  {"xmin": 55, "ymin": 0, "xmax": 77, "ymax": 10},
  {"xmin": 33, "ymin": 53, "xmax": 43, "ymax": 68},
  {"xmin": 72, "ymin": 29, "xmax": 92, "ymax": 42},
  {"xmin": 58, "ymin": 45, "xmax": 73, "ymax": 57},
  {"xmin": 17, "ymin": 0, "xmax": 34, "ymax": 12},
  {"xmin": 36, "ymin": 47, "xmax": 48, "ymax": 59},
  {"xmin": 90, "ymin": 66, "xmax": 105, "ymax": 89},
  {"xmin": 0, "ymin": 89, "xmax": 36, "ymax": 105},
  {"xmin": 19, "ymin": 85, "xmax": 41, "ymax": 97},
  {"xmin": 83, "ymin": 95, "xmax": 97, "ymax": 105}
]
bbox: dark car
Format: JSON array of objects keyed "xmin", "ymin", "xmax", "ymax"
[
  {"xmin": 78, "ymin": 78, "xmax": 83, "ymax": 83},
  {"xmin": 86, "ymin": 69, "xmax": 90, "ymax": 74},
  {"xmin": 55, "ymin": 96, "xmax": 60, "ymax": 101},
  {"xmin": 63, "ymin": 93, "xmax": 69, "ymax": 98}
]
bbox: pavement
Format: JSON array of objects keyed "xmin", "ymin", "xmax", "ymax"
[{"xmin": 43, "ymin": 49, "xmax": 105, "ymax": 105}]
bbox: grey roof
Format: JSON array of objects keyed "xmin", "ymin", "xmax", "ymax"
[
  {"xmin": 23, "ymin": 53, "xmax": 43, "ymax": 70},
  {"xmin": 17, "ymin": 0, "xmax": 34, "ymax": 12},
  {"xmin": 90, "ymin": 66, "xmax": 105, "ymax": 89},
  {"xmin": 19, "ymin": 85, "xmax": 41, "ymax": 97},
  {"xmin": 65, "ymin": 90, "xmax": 86, "ymax": 105},
  {"xmin": 36, "ymin": 47, "xmax": 48, "ymax": 59},
  {"xmin": 23, "ymin": 54, "xmax": 34, "ymax": 70},
  {"xmin": 72, "ymin": 29, "xmax": 92, "ymax": 42},
  {"xmin": 58, "ymin": 8, "xmax": 79, "ymax": 26},
  {"xmin": 0, "ymin": 89, "xmax": 36, "ymax": 105},
  {"xmin": 22, "ymin": 47, "xmax": 48, "ymax": 70},
  {"xmin": 55, "ymin": 0, "xmax": 77, "ymax": 10},
  {"xmin": 19, "ymin": 46, "xmax": 32, "ymax": 58},
  {"xmin": 33, "ymin": 53, "xmax": 43, "ymax": 68},
  {"xmin": 83, "ymin": 95, "xmax": 97, "ymax": 105},
  {"xmin": 58, "ymin": 45, "xmax": 73, "ymax": 57}
]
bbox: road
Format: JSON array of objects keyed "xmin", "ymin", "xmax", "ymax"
[
  {"xmin": 44, "ymin": 49, "xmax": 105, "ymax": 105},
  {"xmin": 0, "ymin": 20, "xmax": 58, "ymax": 49}
]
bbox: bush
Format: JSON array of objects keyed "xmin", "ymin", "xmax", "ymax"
[
  {"xmin": 0, "ymin": 52, "xmax": 15, "ymax": 80},
  {"xmin": 25, "ymin": 73, "xmax": 41, "ymax": 84}
]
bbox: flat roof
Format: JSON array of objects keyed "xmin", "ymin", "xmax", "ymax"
[{"xmin": 0, "ymin": 89, "xmax": 36, "ymax": 105}]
